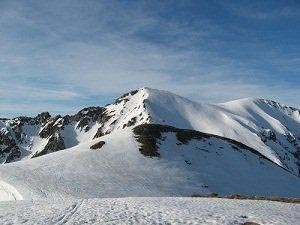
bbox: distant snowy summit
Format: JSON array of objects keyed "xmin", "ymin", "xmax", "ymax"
[{"xmin": 0, "ymin": 87, "xmax": 300, "ymax": 176}]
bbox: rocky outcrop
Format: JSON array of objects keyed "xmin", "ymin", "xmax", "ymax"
[
  {"xmin": 259, "ymin": 127, "xmax": 300, "ymax": 175},
  {"xmin": 0, "ymin": 127, "xmax": 21, "ymax": 163},
  {"xmin": 0, "ymin": 104, "xmax": 114, "ymax": 162},
  {"xmin": 32, "ymin": 132, "xmax": 65, "ymax": 158},
  {"xmin": 90, "ymin": 141, "xmax": 105, "ymax": 150},
  {"xmin": 133, "ymin": 124, "xmax": 272, "ymax": 163}
]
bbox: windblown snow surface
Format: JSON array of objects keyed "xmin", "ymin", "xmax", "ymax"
[
  {"xmin": 1, "ymin": 197, "xmax": 299, "ymax": 225},
  {"xmin": 0, "ymin": 87, "xmax": 299, "ymax": 224}
]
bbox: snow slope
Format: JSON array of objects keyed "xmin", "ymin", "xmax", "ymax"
[
  {"xmin": 0, "ymin": 197, "xmax": 299, "ymax": 225},
  {"xmin": 143, "ymin": 88, "xmax": 300, "ymax": 175},
  {"xmin": 0, "ymin": 126, "xmax": 299, "ymax": 201}
]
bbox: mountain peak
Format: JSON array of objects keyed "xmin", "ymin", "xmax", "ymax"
[{"xmin": 1, "ymin": 88, "xmax": 300, "ymax": 177}]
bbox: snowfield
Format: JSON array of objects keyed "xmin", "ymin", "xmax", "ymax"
[{"xmin": 0, "ymin": 197, "xmax": 299, "ymax": 225}]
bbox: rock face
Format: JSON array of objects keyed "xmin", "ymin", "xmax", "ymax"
[
  {"xmin": 90, "ymin": 141, "xmax": 106, "ymax": 150},
  {"xmin": 133, "ymin": 124, "xmax": 271, "ymax": 162},
  {"xmin": 0, "ymin": 88, "xmax": 299, "ymax": 178},
  {"xmin": 0, "ymin": 107, "xmax": 106, "ymax": 162},
  {"xmin": 0, "ymin": 90, "xmax": 141, "ymax": 163}
]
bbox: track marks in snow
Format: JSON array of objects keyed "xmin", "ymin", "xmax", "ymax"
[
  {"xmin": 53, "ymin": 200, "xmax": 84, "ymax": 225},
  {"xmin": 0, "ymin": 197, "xmax": 299, "ymax": 224}
]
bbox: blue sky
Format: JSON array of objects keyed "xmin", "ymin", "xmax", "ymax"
[{"xmin": 0, "ymin": 0, "xmax": 299, "ymax": 117}]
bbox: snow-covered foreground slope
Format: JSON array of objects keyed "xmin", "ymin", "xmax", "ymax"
[
  {"xmin": 0, "ymin": 126, "xmax": 299, "ymax": 201},
  {"xmin": 0, "ymin": 197, "xmax": 299, "ymax": 225}
]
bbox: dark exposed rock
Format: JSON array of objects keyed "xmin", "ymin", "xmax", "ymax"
[
  {"xmin": 185, "ymin": 160, "xmax": 192, "ymax": 165},
  {"xmin": 114, "ymin": 89, "xmax": 138, "ymax": 104},
  {"xmin": 92, "ymin": 110, "xmax": 114, "ymax": 139},
  {"xmin": 176, "ymin": 129, "xmax": 209, "ymax": 144},
  {"xmin": 32, "ymin": 132, "xmax": 65, "ymax": 158},
  {"xmin": 73, "ymin": 107, "xmax": 104, "ymax": 122},
  {"xmin": 96, "ymin": 110, "xmax": 112, "ymax": 124},
  {"xmin": 39, "ymin": 116, "xmax": 63, "ymax": 138},
  {"xmin": 35, "ymin": 112, "xmax": 51, "ymax": 124},
  {"xmin": 286, "ymin": 132, "xmax": 296, "ymax": 143},
  {"xmin": 261, "ymin": 129, "xmax": 277, "ymax": 142},
  {"xmin": 268, "ymin": 131, "xmax": 276, "ymax": 141},
  {"xmin": 0, "ymin": 98, "xmax": 113, "ymax": 162},
  {"xmin": 93, "ymin": 128, "xmax": 105, "ymax": 139},
  {"xmin": 90, "ymin": 141, "xmax": 106, "ymax": 150},
  {"xmin": 0, "ymin": 129, "xmax": 19, "ymax": 151},
  {"xmin": 76, "ymin": 117, "xmax": 90, "ymax": 131},
  {"xmin": 11, "ymin": 124, "xmax": 23, "ymax": 140},
  {"xmin": 133, "ymin": 124, "xmax": 273, "ymax": 163},
  {"xmin": 191, "ymin": 193, "xmax": 300, "ymax": 204},
  {"xmin": 123, "ymin": 117, "xmax": 137, "ymax": 129},
  {"xmin": 259, "ymin": 128, "xmax": 300, "ymax": 175},
  {"xmin": 133, "ymin": 124, "xmax": 162, "ymax": 157},
  {"xmin": 5, "ymin": 146, "xmax": 21, "ymax": 163}
]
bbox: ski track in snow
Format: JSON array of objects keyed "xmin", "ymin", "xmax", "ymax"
[
  {"xmin": 0, "ymin": 197, "xmax": 299, "ymax": 225},
  {"xmin": 53, "ymin": 200, "xmax": 84, "ymax": 225}
]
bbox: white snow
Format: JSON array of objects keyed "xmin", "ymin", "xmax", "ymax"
[
  {"xmin": 2, "ymin": 88, "xmax": 299, "ymax": 175},
  {"xmin": 1, "ymin": 88, "xmax": 300, "ymax": 224},
  {"xmin": 141, "ymin": 88, "xmax": 300, "ymax": 175},
  {"xmin": 0, "ymin": 180, "xmax": 23, "ymax": 201},
  {"xmin": 0, "ymin": 128, "xmax": 299, "ymax": 202},
  {"xmin": 0, "ymin": 197, "xmax": 299, "ymax": 225}
]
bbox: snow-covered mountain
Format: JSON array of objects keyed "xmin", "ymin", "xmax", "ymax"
[
  {"xmin": 1, "ymin": 88, "xmax": 299, "ymax": 174},
  {"xmin": 0, "ymin": 87, "xmax": 300, "ymax": 201}
]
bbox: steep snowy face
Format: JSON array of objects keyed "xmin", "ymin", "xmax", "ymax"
[
  {"xmin": 141, "ymin": 89, "xmax": 300, "ymax": 176},
  {"xmin": 216, "ymin": 98, "xmax": 300, "ymax": 175},
  {"xmin": 92, "ymin": 89, "xmax": 150, "ymax": 137}
]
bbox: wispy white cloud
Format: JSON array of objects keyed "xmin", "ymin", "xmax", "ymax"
[
  {"xmin": 0, "ymin": 0, "xmax": 299, "ymax": 117},
  {"xmin": 0, "ymin": 82, "xmax": 79, "ymax": 101}
]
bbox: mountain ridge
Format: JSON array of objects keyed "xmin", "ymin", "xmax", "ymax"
[
  {"xmin": 1, "ymin": 87, "xmax": 300, "ymax": 176},
  {"xmin": 1, "ymin": 87, "xmax": 300, "ymax": 201}
]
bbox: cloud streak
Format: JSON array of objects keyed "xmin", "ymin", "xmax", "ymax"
[{"xmin": 0, "ymin": 0, "xmax": 299, "ymax": 117}]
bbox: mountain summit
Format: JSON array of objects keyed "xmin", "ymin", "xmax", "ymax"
[
  {"xmin": 1, "ymin": 87, "xmax": 299, "ymax": 174},
  {"xmin": 0, "ymin": 88, "xmax": 300, "ymax": 200}
]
